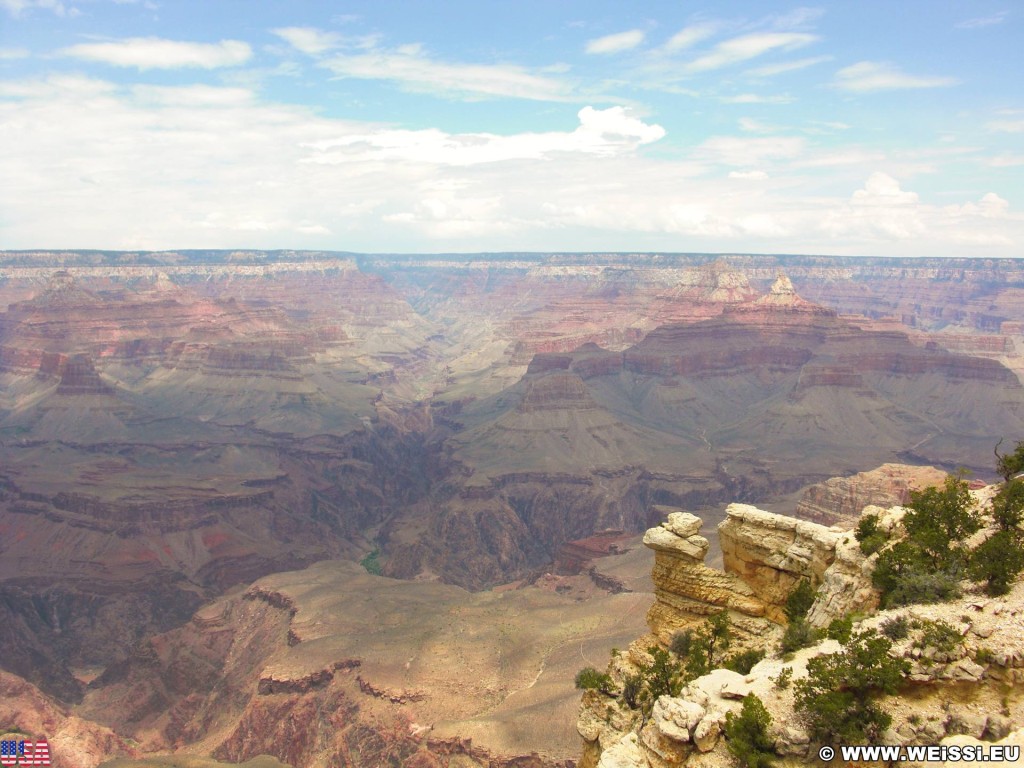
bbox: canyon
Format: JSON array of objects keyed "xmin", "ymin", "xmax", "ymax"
[{"xmin": 3, "ymin": 250, "xmax": 1024, "ymax": 766}]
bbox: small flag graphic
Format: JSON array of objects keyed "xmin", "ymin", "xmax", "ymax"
[
  {"xmin": 0, "ymin": 741, "xmax": 20, "ymax": 767},
  {"xmin": 22, "ymin": 740, "xmax": 51, "ymax": 767}
]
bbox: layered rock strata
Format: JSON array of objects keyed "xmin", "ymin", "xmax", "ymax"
[
  {"xmin": 795, "ymin": 463, "xmax": 948, "ymax": 526},
  {"xmin": 644, "ymin": 505, "xmax": 843, "ymax": 639}
]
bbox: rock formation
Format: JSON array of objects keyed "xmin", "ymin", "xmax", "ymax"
[
  {"xmin": 795, "ymin": 463, "xmax": 948, "ymax": 526},
  {"xmin": 577, "ymin": 488, "xmax": 1024, "ymax": 768},
  {"xmin": 643, "ymin": 505, "xmax": 848, "ymax": 641}
]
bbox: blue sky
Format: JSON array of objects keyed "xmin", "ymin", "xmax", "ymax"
[{"xmin": 1, "ymin": 0, "xmax": 1022, "ymax": 256}]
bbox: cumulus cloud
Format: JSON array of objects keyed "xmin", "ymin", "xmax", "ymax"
[
  {"xmin": 302, "ymin": 106, "xmax": 665, "ymax": 166},
  {"xmin": 729, "ymin": 170, "xmax": 769, "ymax": 180},
  {"xmin": 833, "ymin": 61, "xmax": 959, "ymax": 92},
  {"xmin": 585, "ymin": 29, "xmax": 645, "ymax": 55},
  {"xmin": 851, "ymin": 172, "xmax": 919, "ymax": 206},
  {"xmin": 819, "ymin": 175, "xmax": 1019, "ymax": 247},
  {"xmin": 62, "ymin": 37, "xmax": 252, "ymax": 69}
]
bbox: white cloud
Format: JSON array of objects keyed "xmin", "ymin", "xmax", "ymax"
[
  {"xmin": 738, "ymin": 117, "xmax": 779, "ymax": 133},
  {"xmin": 819, "ymin": 175, "xmax": 1020, "ymax": 247},
  {"xmin": 720, "ymin": 93, "xmax": 794, "ymax": 104},
  {"xmin": 805, "ymin": 121, "xmax": 850, "ymax": 133},
  {"xmin": 662, "ymin": 23, "xmax": 718, "ymax": 52},
  {"xmin": 318, "ymin": 45, "xmax": 574, "ymax": 101},
  {"xmin": 729, "ymin": 170, "xmax": 769, "ymax": 180},
  {"xmin": 302, "ymin": 106, "xmax": 665, "ymax": 166},
  {"xmin": 799, "ymin": 149, "xmax": 886, "ymax": 167},
  {"xmin": 988, "ymin": 120, "xmax": 1024, "ymax": 133},
  {"xmin": 0, "ymin": 47, "xmax": 29, "ymax": 59},
  {"xmin": 698, "ymin": 135, "xmax": 804, "ymax": 166},
  {"xmin": 131, "ymin": 84, "xmax": 255, "ymax": 107},
  {"xmin": 951, "ymin": 192, "xmax": 1010, "ymax": 219},
  {"xmin": 746, "ymin": 55, "xmax": 832, "ymax": 77},
  {"xmin": 833, "ymin": 61, "xmax": 959, "ymax": 92},
  {"xmin": 1, "ymin": 74, "xmax": 1020, "ymax": 257},
  {"xmin": 851, "ymin": 172, "xmax": 919, "ymax": 206},
  {"xmin": 956, "ymin": 11, "xmax": 1008, "ymax": 29},
  {"xmin": 585, "ymin": 29, "xmax": 645, "ymax": 55},
  {"xmin": 1, "ymin": 0, "xmax": 76, "ymax": 16},
  {"xmin": 686, "ymin": 32, "xmax": 818, "ymax": 72},
  {"xmin": 989, "ymin": 154, "xmax": 1024, "ymax": 168},
  {"xmin": 273, "ymin": 26, "xmax": 342, "ymax": 55},
  {"xmin": 62, "ymin": 37, "xmax": 252, "ymax": 69}
]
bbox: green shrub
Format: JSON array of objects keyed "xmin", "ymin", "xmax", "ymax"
[
  {"xmin": 970, "ymin": 529, "xmax": 1024, "ymax": 596},
  {"xmin": 975, "ymin": 647, "xmax": 994, "ymax": 665},
  {"xmin": 626, "ymin": 646, "xmax": 685, "ymax": 717},
  {"xmin": 873, "ymin": 540, "xmax": 961, "ymax": 608},
  {"xmin": 902, "ymin": 475, "xmax": 980, "ymax": 572},
  {"xmin": 990, "ymin": 478, "xmax": 1024, "ymax": 530},
  {"xmin": 575, "ymin": 666, "xmax": 613, "ymax": 694},
  {"xmin": 724, "ymin": 694, "xmax": 776, "ymax": 768},
  {"xmin": 879, "ymin": 615, "xmax": 909, "ymax": 640},
  {"xmin": 785, "ymin": 579, "xmax": 816, "ymax": 623},
  {"xmin": 360, "ymin": 548, "xmax": 382, "ymax": 575},
  {"xmin": 726, "ymin": 649, "xmax": 766, "ymax": 675},
  {"xmin": 684, "ymin": 610, "xmax": 732, "ymax": 680},
  {"xmin": 912, "ymin": 619, "xmax": 963, "ymax": 654},
  {"xmin": 772, "ymin": 666, "xmax": 793, "ymax": 690},
  {"xmin": 826, "ymin": 615, "xmax": 854, "ymax": 644},
  {"xmin": 855, "ymin": 514, "xmax": 888, "ymax": 556},
  {"xmin": 995, "ymin": 438, "xmax": 1024, "ymax": 482},
  {"xmin": 779, "ymin": 618, "xmax": 819, "ymax": 655},
  {"xmin": 670, "ymin": 629, "xmax": 693, "ymax": 658},
  {"xmin": 622, "ymin": 673, "xmax": 642, "ymax": 709},
  {"xmin": 794, "ymin": 629, "xmax": 910, "ymax": 744}
]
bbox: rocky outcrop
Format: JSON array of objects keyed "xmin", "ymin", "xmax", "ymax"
[
  {"xmin": 718, "ymin": 504, "xmax": 842, "ymax": 623},
  {"xmin": 580, "ymin": 492, "xmax": 1024, "ymax": 768},
  {"xmin": 795, "ymin": 463, "xmax": 948, "ymax": 526},
  {"xmin": 644, "ymin": 504, "xmax": 845, "ymax": 639},
  {"xmin": 55, "ymin": 353, "xmax": 113, "ymax": 395},
  {"xmin": 553, "ymin": 530, "xmax": 633, "ymax": 576},
  {"xmin": 643, "ymin": 510, "xmax": 773, "ymax": 643}
]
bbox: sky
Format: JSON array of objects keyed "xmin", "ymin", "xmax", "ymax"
[{"xmin": 0, "ymin": 1, "xmax": 1022, "ymax": 257}]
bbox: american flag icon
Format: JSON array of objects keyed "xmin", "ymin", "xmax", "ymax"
[
  {"xmin": 22, "ymin": 741, "xmax": 51, "ymax": 767},
  {"xmin": 0, "ymin": 741, "xmax": 21, "ymax": 767},
  {"xmin": 0, "ymin": 741, "xmax": 50, "ymax": 767}
]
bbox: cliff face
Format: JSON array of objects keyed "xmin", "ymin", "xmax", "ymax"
[
  {"xmin": 643, "ymin": 505, "xmax": 844, "ymax": 641},
  {"xmin": 578, "ymin": 489, "xmax": 1024, "ymax": 768},
  {"xmin": 718, "ymin": 504, "xmax": 841, "ymax": 624},
  {"xmin": 795, "ymin": 463, "xmax": 948, "ymax": 527}
]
